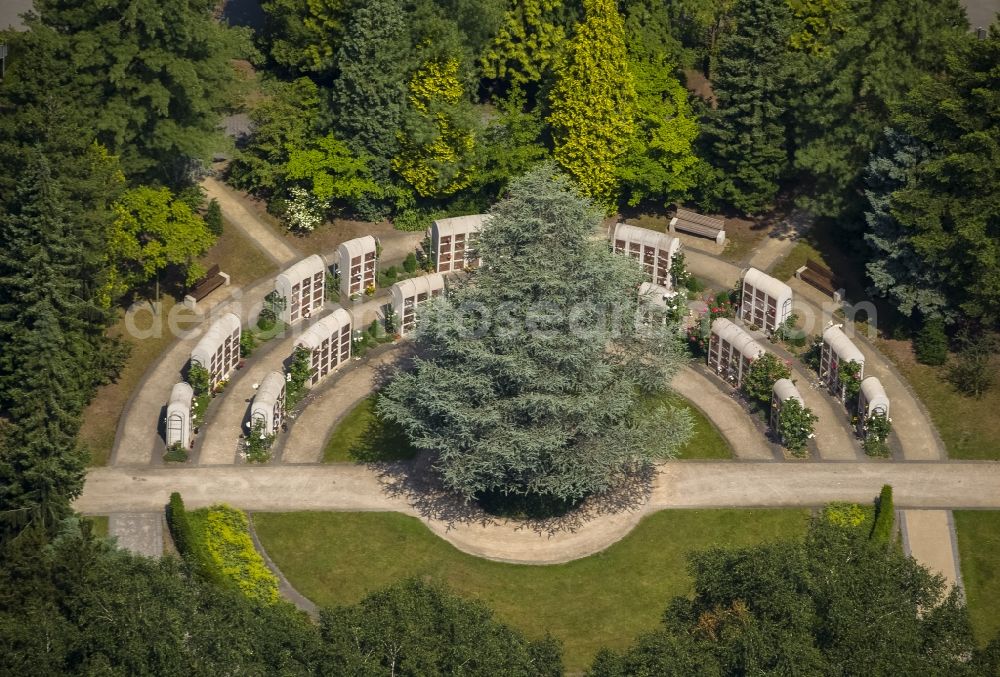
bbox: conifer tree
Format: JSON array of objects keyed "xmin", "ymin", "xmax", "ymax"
[
  {"xmin": 0, "ymin": 155, "xmax": 95, "ymax": 528},
  {"xmin": 327, "ymin": 0, "xmax": 411, "ymax": 177},
  {"xmin": 705, "ymin": 0, "xmax": 791, "ymax": 214},
  {"xmin": 378, "ymin": 166, "xmax": 692, "ymax": 502},
  {"xmin": 548, "ymin": 0, "xmax": 636, "ymax": 207}
]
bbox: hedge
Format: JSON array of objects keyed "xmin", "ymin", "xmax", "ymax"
[
  {"xmin": 870, "ymin": 484, "xmax": 895, "ymax": 544},
  {"xmin": 166, "ymin": 492, "xmax": 225, "ymax": 587},
  {"xmin": 190, "ymin": 504, "xmax": 280, "ymax": 604}
]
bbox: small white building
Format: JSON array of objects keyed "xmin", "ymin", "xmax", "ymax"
[
  {"xmin": 390, "ymin": 273, "xmax": 445, "ymax": 335},
  {"xmin": 611, "ymin": 223, "xmax": 681, "ymax": 289},
  {"xmin": 740, "ymin": 267, "xmax": 793, "ymax": 333},
  {"xmin": 250, "ymin": 370, "xmax": 286, "ymax": 435},
  {"xmin": 275, "ymin": 255, "xmax": 326, "ymax": 325},
  {"xmin": 857, "ymin": 376, "xmax": 890, "ymax": 435},
  {"xmin": 820, "ymin": 324, "xmax": 865, "ymax": 401},
  {"xmin": 190, "ymin": 312, "xmax": 241, "ymax": 389},
  {"xmin": 165, "ymin": 382, "xmax": 194, "ymax": 449},
  {"xmin": 337, "ymin": 236, "xmax": 378, "ymax": 297},
  {"xmin": 430, "ymin": 214, "xmax": 488, "ymax": 273},
  {"xmin": 708, "ymin": 317, "xmax": 765, "ymax": 387},
  {"xmin": 295, "ymin": 307, "xmax": 353, "ymax": 386},
  {"xmin": 769, "ymin": 378, "xmax": 804, "ymax": 430}
]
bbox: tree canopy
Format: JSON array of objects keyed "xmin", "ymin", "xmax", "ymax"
[{"xmin": 378, "ymin": 166, "xmax": 692, "ymax": 501}]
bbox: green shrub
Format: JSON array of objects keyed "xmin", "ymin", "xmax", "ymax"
[
  {"xmin": 743, "ymin": 353, "xmax": 792, "ymax": 406},
  {"xmin": 204, "ymin": 198, "xmax": 223, "ymax": 235},
  {"xmin": 190, "ymin": 505, "xmax": 280, "ymax": 604},
  {"xmin": 777, "ymin": 398, "xmax": 817, "ymax": 456},
  {"xmin": 914, "ymin": 317, "xmax": 948, "ymax": 366},
  {"xmin": 188, "ymin": 363, "xmax": 210, "ymax": 396},
  {"xmin": 870, "ymin": 484, "xmax": 895, "ymax": 544},
  {"xmin": 403, "ymin": 252, "xmax": 418, "ymax": 274},
  {"xmin": 167, "ymin": 493, "xmax": 224, "ymax": 586},
  {"xmin": 163, "ymin": 442, "xmax": 189, "ymax": 463},
  {"xmin": 824, "ymin": 502, "xmax": 868, "ymax": 529},
  {"xmin": 239, "ymin": 330, "xmax": 257, "ymax": 358},
  {"xmin": 863, "ymin": 412, "xmax": 892, "ymax": 457}
]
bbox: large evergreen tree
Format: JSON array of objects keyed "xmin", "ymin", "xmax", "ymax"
[
  {"xmin": 378, "ymin": 166, "xmax": 692, "ymax": 502},
  {"xmin": 884, "ymin": 26, "xmax": 1000, "ymax": 325},
  {"xmin": 326, "ymin": 0, "xmax": 411, "ymax": 178},
  {"xmin": 862, "ymin": 129, "xmax": 951, "ymax": 321},
  {"xmin": 784, "ymin": 0, "xmax": 967, "ymax": 220},
  {"xmin": 0, "ymin": 155, "xmax": 104, "ymax": 529},
  {"xmin": 548, "ymin": 0, "xmax": 637, "ymax": 207},
  {"xmin": 704, "ymin": 0, "xmax": 791, "ymax": 215}
]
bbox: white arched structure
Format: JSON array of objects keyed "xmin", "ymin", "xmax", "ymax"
[
  {"xmin": 611, "ymin": 223, "xmax": 681, "ymax": 289},
  {"xmin": 190, "ymin": 312, "xmax": 241, "ymax": 389},
  {"xmin": 769, "ymin": 378, "xmax": 804, "ymax": 430},
  {"xmin": 165, "ymin": 382, "xmax": 194, "ymax": 448},
  {"xmin": 390, "ymin": 273, "xmax": 445, "ymax": 335},
  {"xmin": 708, "ymin": 317, "xmax": 765, "ymax": 387},
  {"xmin": 250, "ymin": 370, "xmax": 286, "ymax": 435},
  {"xmin": 275, "ymin": 255, "xmax": 326, "ymax": 325},
  {"xmin": 820, "ymin": 324, "xmax": 865, "ymax": 402},
  {"xmin": 857, "ymin": 376, "xmax": 890, "ymax": 435},
  {"xmin": 295, "ymin": 307, "xmax": 353, "ymax": 385},
  {"xmin": 337, "ymin": 236, "xmax": 378, "ymax": 297},
  {"xmin": 430, "ymin": 215, "xmax": 488, "ymax": 273},
  {"xmin": 740, "ymin": 267, "xmax": 793, "ymax": 333}
]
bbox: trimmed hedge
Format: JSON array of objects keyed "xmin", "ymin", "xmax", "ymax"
[
  {"xmin": 871, "ymin": 484, "xmax": 895, "ymax": 544},
  {"xmin": 167, "ymin": 492, "xmax": 224, "ymax": 586}
]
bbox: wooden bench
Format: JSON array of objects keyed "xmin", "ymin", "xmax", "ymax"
[
  {"xmin": 669, "ymin": 207, "xmax": 726, "ymax": 245},
  {"xmin": 183, "ymin": 264, "xmax": 229, "ymax": 309},
  {"xmin": 795, "ymin": 259, "xmax": 840, "ymax": 300}
]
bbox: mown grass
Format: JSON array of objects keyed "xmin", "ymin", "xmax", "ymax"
[
  {"xmin": 954, "ymin": 511, "xmax": 1000, "ymax": 646},
  {"xmin": 323, "ymin": 393, "xmax": 731, "ymax": 463},
  {"xmin": 254, "ymin": 509, "xmax": 809, "ymax": 673}
]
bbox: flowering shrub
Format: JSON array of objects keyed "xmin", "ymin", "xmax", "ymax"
[
  {"xmin": 244, "ymin": 418, "xmax": 274, "ymax": 463},
  {"xmin": 839, "ymin": 359, "xmax": 863, "ymax": 400},
  {"xmin": 777, "ymin": 397, "xmax": 817, "ymax": 456},
  {"xmin": 284, "ymin": 186, "xmax": 326, "ymax": 231},
  {"xmin": 743, "ymin": 353, "xmax": 792, "ymax": 406},
  {"xmin": 863, "ymin": 411, "xmax": 892, "ymax": 457}
]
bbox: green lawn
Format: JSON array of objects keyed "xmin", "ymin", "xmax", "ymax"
[
  {"xmin": 954, "ymin": 511, "xmax": 1000, "ymax": 645},
  {"xmin": 664, "ymin": 396, "xmax": 733, "ymax": 460},
  {"xmin": 324, "ymin": 394, "xmax": 731, "ymax": 463},
  {"xmin": 880, "ymin": 340, "xmax": 1000, "ymax": 460},
  {"xmin": 254, "ymin": 509, "xmax": 809, "ymax": 672},
  {"xmin": 323, "ymin": 395, "xmax": 417, "ymax": 463},
  {"xmin": 770, "ymin": 239, "xmax": 826, "ymax": 283}
]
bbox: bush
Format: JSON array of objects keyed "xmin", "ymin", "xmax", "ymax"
[
  {"xmin": 777, "ymin": 398, "xmax": 817, "ymax": 456},
  {"xmin": 204, "ymin": 198, "xmax": 223, "ymax": 235},
  {"xmin": 948, "ymin": 331, "xmax": 999, "ymax": 399},
  {"xmin": 190, "ymin": 505, "xmax": 280, "ymax": 604},
  {"xmin": 244, "ymin": 418, "xmax": 274, "ymax": 463},
  {"xmin": 914, "ymin": 317, "xmax": 948, "ymax": 366},
  {"xmin": 188, "ymin": 363, "xmax": 210, "ymax": 396},
  {"xmin": 403, "ymin": 252, "xmax": 418, "ymax": 274},
  {"xmin": 239, "ymin": 331, "xmax": 257, "ymax": 358},
  {"xmin": 863, "ymin": 411, "xmax": 892, "ymax": 457},
  {"xmin": 824, "ymin": 502, "xmax": 868, "ymax": 529},
  {"xmin": 166, "ymin": 493, "xmax": 224, "ymax": 587},
  {"xmin": 743, "ymin": 353, "xmax": 792, "ymax": 406},
  {"xmin": 870, "ymin": 484, "xmax": 894, "ymax": 544},
  {"xmin": 163, "ymin": 442, "xmax": 189, "ymax": 463}
]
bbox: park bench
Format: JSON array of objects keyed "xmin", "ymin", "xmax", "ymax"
[
  {"xmin": 795, "ymin": 259, "xmax": 840, "ymax": 300},
  {"xmin": 668, "ymin": 207, "xmax": 726, "ymax": 245},
  {"xmin": 183, "ymin": 264, "xmax": 230, "ymax": 309}
]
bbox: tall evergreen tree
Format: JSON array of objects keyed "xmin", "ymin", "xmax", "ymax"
[
  {"xmin": 378, "ymin": 166, "xmax": 692, "ymax": 502},
  {"xmin": 548, "ymin": 0, "xmax": 637, "ymax": 207},
  {"xmin": 886, "ymin": 25, "xmax": 1000, "ymax": 324},
  {"xmin": 784, "ymin": 0, "xmax": 967, "ymax": 221},
  {"xmin": 862, "ymin": 129, "xmax": 950, "ymax": 321},
  {"xmin": 704, "ymin": 0, "xmax": 791, "ymax": 215},
  {"xmin": 0, "ymin": 155, "xmax": 100, "ymax": 529},
  {"xmin": 326, "ymin": 0, "xmax": 411, "ymax": 178}
]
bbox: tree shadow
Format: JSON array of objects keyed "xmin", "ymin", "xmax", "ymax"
[{"xmin": 372, "ymin": 456, "xmax": 655, "ymax": 537}]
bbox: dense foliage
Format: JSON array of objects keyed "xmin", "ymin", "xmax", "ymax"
[
  {"xmin": 591, "ymin": 514, "xmax": 994, "ymax": 675},
  {"xmin": 378, "ymin": 166, "xmax": 692, "ymax": 501}
]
